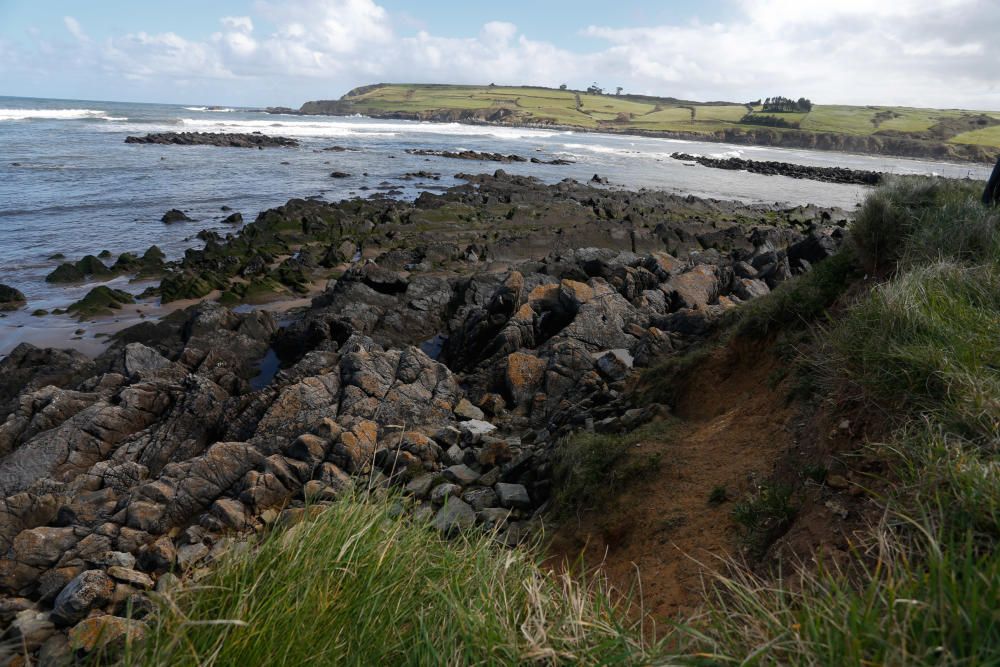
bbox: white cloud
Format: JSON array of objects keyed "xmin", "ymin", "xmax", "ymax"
[
  {"xmin": 63, "ymin": 16, "xmax": 88, "ymax": 42},
  {"xmin": 14, "ymin": 0, "xmax": 1000, "ymax": 109},
  {"xmin": 221, "ymin": 16, "xmax": 254, "ymax": 33}
]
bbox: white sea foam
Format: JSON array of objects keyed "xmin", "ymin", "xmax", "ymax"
[
  {"xmin": 0, "ymin": 108, "xmax": 112, "ymax": 121},
  {"xmin": 167, "ymin": 117, "xmax": 564, "ymax": 140},
  {"xmin": 183, "ymin": 106, "xmax": 236, "ymax": 112}
]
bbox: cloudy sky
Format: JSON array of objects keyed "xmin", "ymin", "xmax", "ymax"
[{"xmin": 1, "ymin": 0, "xmax": 997, "ymax": 109}]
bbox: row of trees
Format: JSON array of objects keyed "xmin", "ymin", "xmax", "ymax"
[
  {"xmin": 757, "ymin": 96, "xmax": 813, "ymax": 112},
  {"xmin": 561, "ymin": 83, "xmax": 624, "ymax": 96}
]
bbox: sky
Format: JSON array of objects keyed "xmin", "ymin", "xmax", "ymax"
[{"xmin": 0, "ymin": 0, "xmax": 997, "ymax": 110}]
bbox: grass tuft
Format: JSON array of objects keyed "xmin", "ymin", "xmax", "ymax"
[
  {"xmin": 552, "ymin": 421, "xmax": 671, "ymax": 516},
  {"xmin": 121, "ymin": 496, "xmax": 661, "ymax": 666}
]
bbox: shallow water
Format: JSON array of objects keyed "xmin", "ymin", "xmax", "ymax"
[{"xmin": 0, "ymin": 95, "xmax": 991, "ymax": 354}]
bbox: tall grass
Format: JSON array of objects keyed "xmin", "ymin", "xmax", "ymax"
[
  {"xmin": 680, "ymin": 177, "xmax": 1000, "ymax": 664},
  {"xmin": 124, "ymin": 496, "xmax": 662, "ymax": 666}
]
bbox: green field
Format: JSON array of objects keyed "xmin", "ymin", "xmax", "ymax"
[{"xmin": 301, "ymin": 84, "xmax": 1000, "ymax": 158}]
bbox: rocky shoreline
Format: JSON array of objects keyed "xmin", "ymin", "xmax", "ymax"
[
  {"xmin": 125, "ymin": 132, "xmax": 300, "ymax": 148},
  {"xmin": 0, "ymin": 173, "xmax": 849, "ymax": 661},
  {"xmin": 671, "ymin": 152, "xmax": 883, "ymax": 185}
]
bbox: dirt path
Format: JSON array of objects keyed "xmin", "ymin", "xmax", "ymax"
[{"xmin": 547, "ymin": 340, "xmax": 795, "ymax": 621}]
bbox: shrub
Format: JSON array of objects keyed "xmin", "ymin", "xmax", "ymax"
[
  {"xmin": 552, "ymin": 422, "xmax": 670, "ymax": 515},
  {"xmin": 731, "ymin": 483, "xmax": 797, "ymax": 557}
]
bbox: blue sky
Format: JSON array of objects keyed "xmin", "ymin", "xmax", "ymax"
[{"xmin": 0, "ymin": 0, "xmax": 997, "ymax": 109}]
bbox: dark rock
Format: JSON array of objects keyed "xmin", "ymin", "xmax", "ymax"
[
  {"xmin": 161, "ymin": 209, "xmax": 192, "ymax": 224},
  {"xmin": 51, "ymin": 570, "xmax": 115, "ymax": 627},
  {"xmin": 431, "ymin": 497, "xmax": 475, "ymax": 535},
  {"xmin": 0, "ymin": 284, "xmax": 26, "ymax": 311},
  {"xmin": 126, "ymin": 132, "xmax": 299, "ymax": 148}
]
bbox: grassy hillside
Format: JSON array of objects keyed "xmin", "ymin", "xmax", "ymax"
[{"xmin": 295, "ymin": 83, "xmax": 1000, "ymax": 161}]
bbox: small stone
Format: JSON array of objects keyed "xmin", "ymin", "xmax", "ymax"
[
  {"xmin": 454, "ymin": 398, "xmax": 485, "ymax": 421},
  {"xmin": 445, "ymin": 444, "xmax": 464, "ymax": 465},
  {"xmin": 68, "ymin": 615, "xmax": 147, "ymax": 653},
  {"xmin": 107, "ymin": 567, "xmax": 154, "ymax": 590},
  {"xmin": 175, "ymin": 543, "xmax": 209, "ymax": 570},
  {"xmin": 51, "ymin": 570, "xmax": 116, "ymax": 627},
  {"xmin": 477, "ymin": 467, "xmax": 502, "ymax": 488},
  {"xmin": 431, "ymin": 497, "xmax": 475, "ymax": 536},
  {"xmin": 495, "ymin": 483, "xmax": 532, "ymax": 510},
  {"xmin": 827, "ymin": 474, "xmax": 850, "ymax": 490},
  {"xmin": 100, "ymin": 551, "xmax": 137, "ymax": 569},
  {"xmin": 155, "ymin": 572, "xmax": 180, "ymax": 594},
  {"xmin": 285, "ymin": 433, "xmax": 329, "ymax": 465},
  {"xmin": 38, "ymin": 633, "xmax": 72, "ymax": 666},
  {"xmin": 430, "ymin": 483, "xmax": 462, "ymax": 505},
  {"xmin": 477, "ymin": 508, "xmax": 512, "ymax": 531},
  {"xmin": 138, "ymin": 536, "xmax": 176, "ymax": 572},
  {"xmin": 444, "ymin": 464, "xmax": 480, "ymax": 486},
  {"xmin": 405, "ymin": 473, "xmax": 439, "ymax": 499},
  {"xmin": 459, "ymin": 419, "xmax": 497, "ymax": 440},
  {"xmin": 9, "ymin": 609, "xmax": 56, "ymax": 651},
  {"xmin": 11, "ymin": 526, "xmax": 78, "ymax": 568},
  {"xmin": 462, "ymin": 487, "xmax": 498, "ymax": 511}
]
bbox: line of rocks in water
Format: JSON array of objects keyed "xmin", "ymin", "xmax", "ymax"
[
  {"xmin": 125, "ymin": 132, "xmax": 300, "ymax": 148},
  {"xmin": 671, "ymin": 152, "xmax": 883, "ymax": 185},
  {"xmin": 0, "ymin": 172, "xmax": 852, "ymax": 661},
  {"xmin": 405, "ymin": 148, "xmax": 574, "ymax": 165}
]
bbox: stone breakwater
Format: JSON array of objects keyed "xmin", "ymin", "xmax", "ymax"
[
  {"xmin": 671, "ymin": 153, "xmax": 883, "ymax": 185},
  {"xmin": 125, "ymin": 132, "xmax": 300, "ymax": 148},
  {"xmin": 0, "ymin": 172, "xmax": 848, "ymax": 661}
]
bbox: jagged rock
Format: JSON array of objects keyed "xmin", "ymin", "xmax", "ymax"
[
  {"xmin": 505, "ymin": 352, "xmax": 547, "ymax": 407},
  {"xmin": 123, "ymin": 343, "xmax": 171, "ymax": 376},
  {"xmin": 51, "ymin": 570, "xmax": 115, "ymax": 627}
]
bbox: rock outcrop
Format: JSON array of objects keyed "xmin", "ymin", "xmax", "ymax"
[{"xmin": 0, "ymin": 174, "xmax": 850, "ymax": 661}]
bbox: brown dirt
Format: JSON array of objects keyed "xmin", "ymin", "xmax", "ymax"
[{"xmin": 547, "ymin": 338, "xmax": 796, "ymax": 621}]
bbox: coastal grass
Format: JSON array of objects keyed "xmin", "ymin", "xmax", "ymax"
[
  {"xmin": 123, "ymin": 496, "xmax": 662, "ymax": 667},
  {"xmin": 678, "ymin": 176, "xmax": 1000, "ymax": 664}
]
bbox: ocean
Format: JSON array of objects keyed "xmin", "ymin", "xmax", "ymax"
[{"xmin": 0, "ymin": 95, "xmax": 991, "ymax": 354}]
